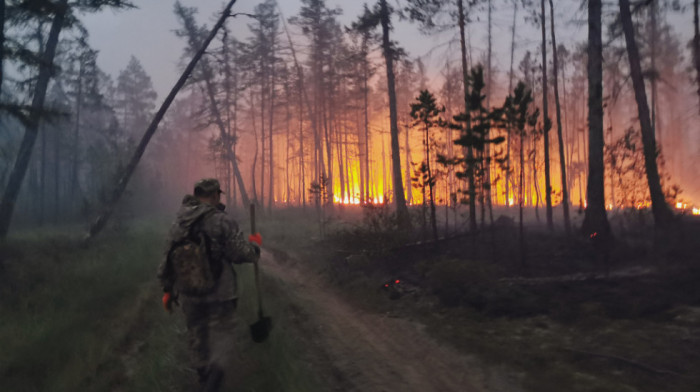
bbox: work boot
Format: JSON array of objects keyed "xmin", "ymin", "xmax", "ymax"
[
  {"xmin": 201, "ymin": 364, "xmax": 223, "ymax": 392},
  {"xmin": 196, "ymin": 367, "xmax": 207, "ymax": 385}
]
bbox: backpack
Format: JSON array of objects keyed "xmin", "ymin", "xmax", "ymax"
[{"xmin": 168, "ymin": 210, "xmax": 221, "ymax": 296}]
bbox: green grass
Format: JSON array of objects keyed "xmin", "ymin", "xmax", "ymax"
[{"xmin": 0, "ymin": 218, "xmax": 322, "ymax": 392}]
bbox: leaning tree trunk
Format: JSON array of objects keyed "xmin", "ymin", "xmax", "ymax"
[
  {"xmin": 379, "ymin": 0, "xmax": 410, "ymax": 228},
  {"xmin": 580, "ymin": 0, "xmax": 611, "ymax": 238},
  {"xmin": 540, "ymin": 0, "xmax": 553, "ymax": 231},
  {"xmin": 457, "ymin": 0, "xmax": 477, "ymax": 231},
  {"xmin": 0, "ymin": 0, "xmax": 68, "ymax": 239},
  {"xmin": 85, "ymin": 0, "xmax": 240, "ymax": 241},
  {"xmin": 618, "ymin": 0, "xmax": 674, "ymax": 228},
  {"xmin": 549, "ymin": 0, "xmax": 571, "ymax": 235}
]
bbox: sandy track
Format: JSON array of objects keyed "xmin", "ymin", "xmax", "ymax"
[{"xmin": 260, "ymin": 249, "xmax": 522, "ymax": 392}]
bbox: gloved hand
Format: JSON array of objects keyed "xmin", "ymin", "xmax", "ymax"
[
  {"xmin": 248, "ymin": 233, "xmax": 262, "ymax": 246},
  {"xmin": 162, "ymin": 292, "xmax": 175, "ymax": 312}
]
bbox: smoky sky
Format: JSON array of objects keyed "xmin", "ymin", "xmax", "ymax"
[
  {"xmin": 78, "ymin": 0, "xmax": 699, "ymax": 202},
  {"xmin": 80, "ymin": 0, "xmax": 595, "ymax": 99}
]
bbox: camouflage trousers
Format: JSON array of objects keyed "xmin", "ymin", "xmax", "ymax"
[{"xmin": 181, "ymin": 299, "xmax": 238, "ymax": 385}]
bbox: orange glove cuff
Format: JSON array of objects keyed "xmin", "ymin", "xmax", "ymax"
[
  {"xmin": 248, "ymin": 233, "xmax": 262, "ymax": 246},
  {"xmin": 162, "ymin": 292, "xmax": 171, "ymax": 311}
]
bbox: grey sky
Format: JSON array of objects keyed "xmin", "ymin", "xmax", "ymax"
[
  {"xmin": 79, "ymin": 0, "xmax": 593, "ymax": 100},
  {"xmin": 79, "ymin": 1, "xmax": 692, "ymax": 102}
]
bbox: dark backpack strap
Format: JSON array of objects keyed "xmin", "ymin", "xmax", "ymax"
[{"xmin": 189, "ymin": 208, "xmax": 224, "ymax": 280}]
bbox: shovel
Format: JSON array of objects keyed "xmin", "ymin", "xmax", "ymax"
[{"xmin": 249, "ymin": 204, "xmax": 272, "ymax": 343}]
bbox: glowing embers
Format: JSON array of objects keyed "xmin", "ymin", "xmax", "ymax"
[
  {"xmin": 673, "ymin": 201, "xmax": 700, "ymax": 216},
  {"xmin": 332, "ymin": 195, "xmax": 385, "ymax": 205}
]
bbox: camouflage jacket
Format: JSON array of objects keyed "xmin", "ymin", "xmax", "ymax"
[{"xmin": 158, "ymin": 195, "xmax": 259, "ymax": 303}]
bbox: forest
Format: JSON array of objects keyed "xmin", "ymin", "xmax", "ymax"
[{"xmin": 1, "ymin": 0, "xmax": 700, "ymax": 391}]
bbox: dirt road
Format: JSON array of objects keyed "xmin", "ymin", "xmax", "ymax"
[{"xmin": 256, "ymin": 249, "xmax": 523, "ymax": 392}]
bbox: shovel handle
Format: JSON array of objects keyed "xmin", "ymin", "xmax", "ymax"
[
  {"xmin": 250, "ymin": 204, "xmax": 256, "ymax": 234},
  {"xmin": 249, "ymin": 204, "xmax": 264, "ymax": 318}
]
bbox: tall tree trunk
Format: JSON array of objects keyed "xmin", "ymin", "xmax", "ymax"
[
  {"xmin": 276, "ymin": 4, "xmax": 312, "ymax": 208},
  {"xmin": 222, "ymin": 28, "xmax": 233, "ymax": 206},
  {"xmin": 53, "ymin": 124, "xmax": 60, "ymax": 222},
  {"xmin": 379, "ymin": 0, "xmax": 410, "ymax": 228},
  {"xmin": 506, "ymin": 0, "xmax": 518, "ymax": 209},
  {"xmin": 649, "ymin": 1, "xmax": 659, "ymax": 144},
  {"xmin": 364, "ymin": 73, "xmax": 371, "ymax": 202},
  {"xmin": 39, "ymin": 126, "xmax": 46, "ymax": 225},
  {"xmin": 694, "ymin": 0, "xmax": 700, "ymax": 112},
  {"xmin": 0, "ymin": 0, "xmax": 5, "ymax": 94},
  {"xmin": 618, "ymin": 0, "xmax": 673, "ymax": 227},
  {"xmin": 268, "ymin": 61, "xmax": 275, "ymax": 211},
  {"xmin": 549, "ymin": 0, "xmax": 571, "ymax": 235},
  {"xmin": 540, "ymin": 0, "xmax": 553, "ymax": 230},
  {"xmin": 85, "ymin": 0, "xmax": 242, "ymax": 241},
  {"xmin": 285, "ymin": 81, "xmax": 291, "ymax": 205},
  {"xmin": 485, "ymin": 0, "xmax": 494, "ymax": 224},
  {"xmin": 426, "ymin": 123, "xmax": 438, "ymax": 242},
  {"xmin": 0, "ymin": 0, "xmax": 68, "ymax": 239},
  {"xmin": 251, "ymin": 92, "xmax": 259, "ymax": 203},
  {"xmin": 260, "ymin": 73, "xmax": 266, "ymax": 208},
  {"xmin": 457, "ymin": 0, "xmax": 477, "ymax": 231},
  {"xmin": 581, "ymin": 0, "xmax": 611, "ymax": 237},
  {"xmin": 405, "ymin": 121, "xmax": 412, "ymax": 205},
  {"xmin": 519, "ymin": 129, "xmax": 526, "ymax": 267},
  {"xmin": 71, "ymin": 60, "xmax": 83, "ymax": 214}
]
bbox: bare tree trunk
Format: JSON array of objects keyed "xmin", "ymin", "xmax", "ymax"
[
  {"xmin": 549, "ymin": 0, "xmax": 571, "ymax": 235},
  {"xmin": 260, "ymin": 73, "xmax": 266, "ymax": 208},
  {"xmin": 379, "ymin": 0, "xmax": 410, "ymax": 228},
  {"xmin": 364, "ymin": 57, "xmax": 371, "ymax": 202},
  {"xmin": 0, "ymin": 0, "xmax": 5, "ymax": 94},
  {"xmin": 277, "ymin": 6, "xmax": 311, "ymax": 208},
  {"xmin": 285, "ymin": 81, "xmax": 291, "ymax": 205},
  {"xmin": 695, "ymin": 0, "xmax": 700, "ymax": 112},
  {"xmin": 618, "ymin": 0, "xmax": 674, "ymax": 228},
  {"xmin": 405, "ymin": 121, "xmax": 412, "ymax": 205},
  {"xmin": 268, "ymin": 61, "xmax": 275, "ymax": 211},
  {"xmin": 39, "ymin": 126, "xmax": 46, "ymax": 225},
  {"xmin": 519, "ymin": 130, "xmax": 526, "ymax": 267},
  {"xmin": 222, "ymin": 28, "xmax": 233, "ymax": 206},
  {"xmin": 540, "ymin": 0, "xmax": 553, "ymax": 230},
  {"xmin": 426, "ymin": 124, "xmax": 438, "ymax": 242},
  {"xmin": 581, "ymin": 0, "xmax": 611, "ymax": 237},
  {"xmin": 650, "ymin": 1, "xmax": 659, "ymax": 146},
  {"xmin": 506, "ymin": 0, "xmax": 518, "ymax": 209},
  {"xmin": 457, "ymin": 0, "xmax": 477, "ymax": 231},
  {"xmin": 85, "ymin": 0, "xmax": 242, "ymax": 241},
  {"xmin": 251, "ymin": 92, "xmax": 259, "ymax": 203},
  {"xmin": 486, "ymin": 0, "xmax": 494, "ymax": 224},
  {"xmin": 0, "ymin": 0, "xmax": 68, "ymax": 239},
  {"xmin": 71, "ymin": 60, "xmax": 83, "ymax": 214}
]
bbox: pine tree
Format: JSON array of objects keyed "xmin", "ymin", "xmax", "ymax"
[{"xmin": 410, "ymin": 89, "xmax": 444, "ymax": 242}]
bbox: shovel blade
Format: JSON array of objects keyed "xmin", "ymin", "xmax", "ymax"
[{"xmin": 250, "ymin": 316, "xmax": 272, "ymax": 343}]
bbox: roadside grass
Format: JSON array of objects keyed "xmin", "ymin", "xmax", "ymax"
[
  {"xmin": 0, "ymin": 222, "xmax": 184, "ymax": 392},
  {"xmin": 0, "ymin": 217, "xmax": 320, "ymax": 392}
]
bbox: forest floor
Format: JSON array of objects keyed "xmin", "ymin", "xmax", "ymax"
[{"xmin": 1, "ymin": 209, "xmax": 700, "ymax": 391}]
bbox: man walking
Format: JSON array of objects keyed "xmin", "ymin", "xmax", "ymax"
[{"xmin": 158, "ymin": 178, "xmax": 262, "ymax": 391}]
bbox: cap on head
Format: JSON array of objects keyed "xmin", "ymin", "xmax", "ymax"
[{"xmin": 194, "ymin": 178, "xmax": 223, "ymax": 197}]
